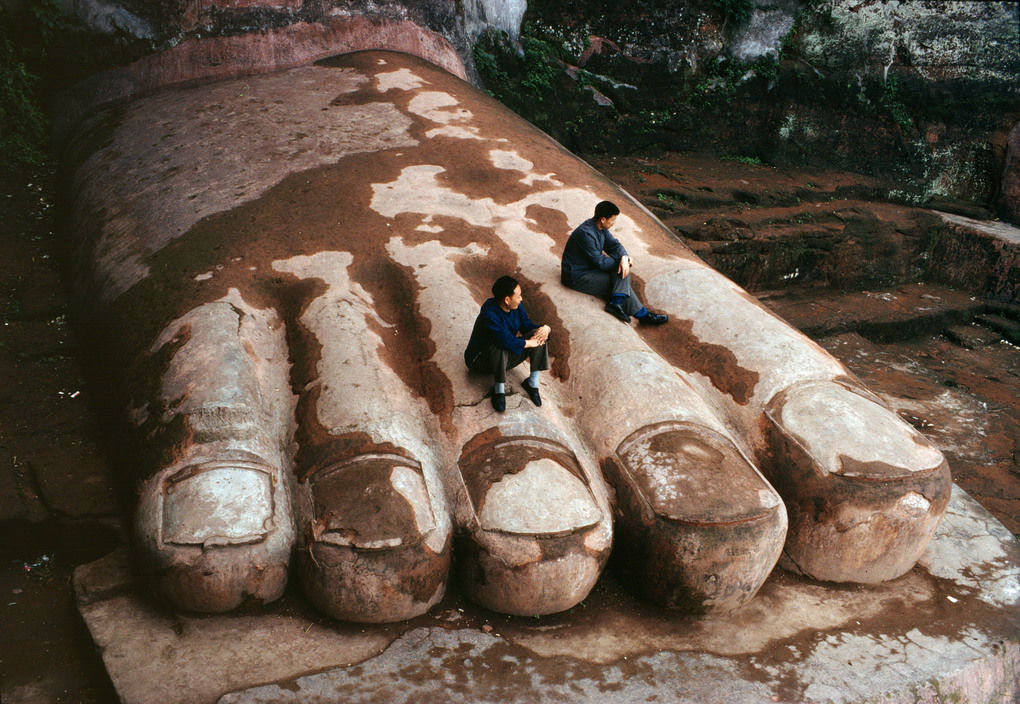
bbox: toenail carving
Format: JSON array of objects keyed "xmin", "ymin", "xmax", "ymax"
[
  {"xmin": 461, "ymin": 437, "xmax": 603, "ymax": 537},
  {"xmin": 305, "ymin": 454, "xmax": 439, "ymax": 549},
  {"xmin": 479, "ymin": 457, "xmax": 601, "ymax": 535},
  {"xmin": 297, "ymin": 451, "xmax": 451, "ymax": 623},
  {"xmin": 162, "ymin": 456, "xmax": 276, "ymax": 547}
]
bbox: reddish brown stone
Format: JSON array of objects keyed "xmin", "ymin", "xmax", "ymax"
[{"xmin": 605, "ymin": 422, "xmax": 786, "ymax": 613}]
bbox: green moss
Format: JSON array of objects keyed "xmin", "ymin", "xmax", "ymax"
[
  {"xmin": 881, "ymin": 75, "xmax": 914, "ymax": 132},
  {"xmin": 724, "ymin": 155, "xmax": 764, "ymax": 166},
  {"xmin": 0, "ymin": 0, "xmax": 62, "ymax": 170}
]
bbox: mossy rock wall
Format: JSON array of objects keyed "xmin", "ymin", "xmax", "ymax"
[{"xmin": 476, "ymin": 0, "xmax": 1019, "ymax": 212}]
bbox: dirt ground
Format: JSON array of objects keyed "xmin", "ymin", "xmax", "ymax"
[{"xmin": 1, "ymin": 153, "xmax": 1017, "ymax": 703}]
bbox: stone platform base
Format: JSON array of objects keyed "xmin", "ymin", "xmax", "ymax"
[{"xmin": 74, "ymin": 486, "xmax": 1019, "ymax": 704}]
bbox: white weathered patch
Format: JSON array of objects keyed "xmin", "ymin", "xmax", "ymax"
[
  {"xmin": 376, "ymin": 68, "xmax": 426, "ymax": 92},
  {"xmin": 426, "ymin": 125, "xmax": 484, "ymax": 140},
  {"xmin": 919, "ymin": 487, "xmax": 1020, "ymax": 608},
  {"xmin": 898, "ymin": 491, "xmax": 931, "ymax": 515},
  {"xmin": 390, "ymin": 465, "xmax": 438, "ymax": 536},
  {"xmin": 479, "ymin": 459, "xmax": 601, "ymax": 535},
  {"xmin": 195, "ymin": 271, "xmax": 213, "ymax": 281},
  {"xmin": 489, "ymin": 149, "xmax": 561, "ymax": 186},
  {"xmin": 623, "ymin": 442, "xmax": 689, "ymax": 505},
  {"xmin": 489, "ymin": 149, "xmax": 533, "ymax": 172},
  {"xmin": 758, "ymin": 489, "xmax": 781, "ymax": 509},
  {"xmin": 414, "ymin": 216, "xmax": 445, "ymax": 233},
  {"xmin": 407, "ymin": 91, "xmax": 485, "ymax": 140},
  {"xmin": 408, "ymin": 91, "xmax": 472, "ymax": 124},
  {"xmin": 371, "ymin": 163, "xmax": 599, "ymax": 241},
  {"xmin": 372, "ymin": 165, "xmax": 507, "ymax": 225},
  {"xmin": 777, "ymin": 381, "xmax": 944, "ymax": 476},
  {"xmin": 162, "ymin": 465, "xmax": 272, "ymax": 546},
  {"xmin": 82, "ymin": 65, "xmax": 416, "ymax": 301}
]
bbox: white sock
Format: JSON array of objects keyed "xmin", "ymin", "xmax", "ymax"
[
  {"xmin": 494, "ymin": 382, "xmax": 505, "ymax": 394},
  {"xmin": 527, "ymin": 371, "xmax": 540, "ymax": 387}
]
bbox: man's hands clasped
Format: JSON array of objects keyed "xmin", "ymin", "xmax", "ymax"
[{"xmin": 525, "ymin": 324, "xmax": 551, "ymax": 348}]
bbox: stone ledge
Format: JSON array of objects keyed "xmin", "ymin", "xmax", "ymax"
[{"xmin": 74, "ymin": 486, "xmax": 1020, "ymax": 704}]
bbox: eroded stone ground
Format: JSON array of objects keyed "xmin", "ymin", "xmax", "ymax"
[{"xmin": 1, "ymin": 153, "xmax": 1018, "ymax": 703}]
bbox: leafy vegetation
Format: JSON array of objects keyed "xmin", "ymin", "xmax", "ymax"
[
  {"xmin": 0, "ymin": 0, "xmax": 63, "ymax": 170},
  {"xmin": 880, "ymin": 75, "xmax": 914, "ymax": 133},
  {"xmin": 712, "ymin": 0, "xmax": 755, "ymax": 26}
]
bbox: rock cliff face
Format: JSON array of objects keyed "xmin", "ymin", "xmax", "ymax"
[
  {"xmin": 60, "ymin": 0, "xmax": 1018, "ymax": 214},
  {"xmin": 483, "ymin": 0, "xmax": 1018, "ymax": 213},
  {"xmin": 62, "ymin": 0, "xmax": 520, "ymax": 79}
]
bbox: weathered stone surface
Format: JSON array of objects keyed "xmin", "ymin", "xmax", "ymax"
[
  {"xmin": 62, "ymin": 49, "xmax": 951, "ymax": 622},
  {"xmin": 55, "ymin": 16, "xmax": 467, "ymax": 144},
  {"xmin": 73, "ymin": 486, "xmax": 1020, "ymax": 704},
  {"xmin": 998, "ymin": 122, "xmax": 1020, "ymax": 226},
  {"xmin": 931, "ymin": 212, "xmax": 1020, "ymax": 304},
  {"xmin": 765, "ymin": 380, "xmax": 951, "ymax": 582}
]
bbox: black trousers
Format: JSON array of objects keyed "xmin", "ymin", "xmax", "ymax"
[{"xmin": 467, "ymin": 332, "xmax": 550, "ymax": 385}]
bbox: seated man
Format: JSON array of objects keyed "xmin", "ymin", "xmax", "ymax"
[
  {"xmin": 464, "ymin": 275, "xmax": 551, "ymax": 412},
  {"xmin": 561, "ymin": 200, "xmax": 668, "ymax": 325}
]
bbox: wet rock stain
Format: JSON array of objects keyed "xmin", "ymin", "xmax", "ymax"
[{"xmin": 640, "ymin": 317, "xmax": 760, "ymax": 405}]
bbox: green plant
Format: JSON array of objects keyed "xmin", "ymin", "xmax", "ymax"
[
  {"xmin": 0, "ymin": 40, "xmax": 47, "ymax": 167},
  {"xmin": 473, "ymin": 44, "xmax": 509, "ymax": 96},
  {"xmin": 713, "ymin": 0, "xmax": 755, "ymax": 26},
  {"xmin": 881, "ymin": 76, "xmax": 914, "ymax": 132},
  {"xmin": 724, "ymin": 155, "xmax": 764, "ymax": 166},
  {"xmin": 0, "ymin": 0, "xmax": 66, "ymax": 172},
  {"xmin": 519, "ymin": 33, "xmax": 564, "ymax": 100}
]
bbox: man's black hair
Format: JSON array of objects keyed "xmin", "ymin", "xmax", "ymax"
[
  {"xmin": 594, "ymin": 200, "xmax": 620, "ymax": 220},
  {"xmin": 492, "ymin": 275, "xmax": 519, "ymax": 301}
]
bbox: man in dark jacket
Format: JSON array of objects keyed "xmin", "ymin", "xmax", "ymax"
[
  {"xmin": 464, "ymin": 275, "xmax": 551, "ymax": 412},
  {"xmin": 561, "ymin": 200, "xmax": 668, "ymax": 325}
]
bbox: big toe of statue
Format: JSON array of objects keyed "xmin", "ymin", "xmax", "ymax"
[{"xmin": 64, "ymin": 51, "xmax": 951, "ymax": 622}]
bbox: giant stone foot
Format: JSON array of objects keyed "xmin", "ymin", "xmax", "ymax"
[{"xmin": 62, "ymin": 50, "xmax": 951, "ymax": 622}]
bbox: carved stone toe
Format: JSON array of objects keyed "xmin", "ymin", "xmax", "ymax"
[
  {"xmin": 136, "ymin": 452, "xmax": 294, "ymax": 613},
  {"xmin": 298, "ymin": 453, "xmax": 451, "ymax": 623},
  {"xmin": 605, "ymin": 422, "xmax": 787, "ymax": 613},
  {"xmin": 456, "ymin": 435, "xmax": 610, "ymax": 616},
  {"xmin": 765, "ymin": 380, "xmax": 952, "ymax": 583}
]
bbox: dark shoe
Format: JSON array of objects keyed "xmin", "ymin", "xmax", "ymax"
[
  {"xmin": 491, "ymin": 391, "xmax": 506, "ymax": 412},
  {"xmin": 639, "ymin": 311, "xmax": 668, "ymax": 325},
  {"xmin": 522, "ymin": 382, "xmax": 542, "ymax": 407},
  {"xmin": 605, "ymin": 301, "xmax": 630, "ymax": 323}
]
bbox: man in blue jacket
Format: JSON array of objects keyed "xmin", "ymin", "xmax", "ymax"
[
  {"xmin": 561, "ymin": 200, "xmax": 668, "ymax": 325},
  {"xmin": 465, "ymin": 275, "xmax": 551, "ymax": 412}
]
